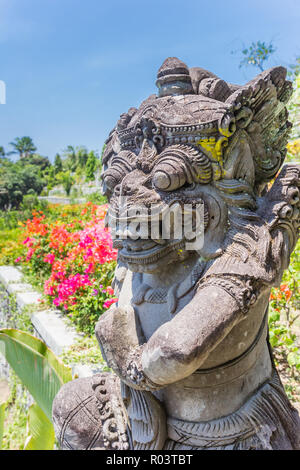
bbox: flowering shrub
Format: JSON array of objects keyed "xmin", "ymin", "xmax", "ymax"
[
  {"xmin": 14, "ymin": 202, "xmax": 118, "ymax": 334},
  {"xmin": 268, "ymin": 242, "xmax": 300, "ymax": 390}
]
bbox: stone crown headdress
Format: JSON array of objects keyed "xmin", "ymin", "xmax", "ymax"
[{"xmin": 102, "ymin": 57, "xmax": 293, "ymax": 193}]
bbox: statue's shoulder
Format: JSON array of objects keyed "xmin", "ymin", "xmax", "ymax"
[{"xmin": 199, "ymin": 164, "xmax": 300, "ymax": 295}]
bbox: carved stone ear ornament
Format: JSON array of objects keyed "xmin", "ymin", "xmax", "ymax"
[
  {"xmin": 101, "ymin": 150, "xmax": 136, "ymax": 195},
  {"xmin": 258, "ymin": 165, "xmax": 300, "ymax": 253},
  {"xmin": 225, "ymin": 69, "xmax": 293, "ymax": 184}
]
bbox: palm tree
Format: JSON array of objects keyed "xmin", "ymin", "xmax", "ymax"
[
  {"xmin": 0, "ymin": 146, "xmax": 5, "ymax": 157},
  {"xmin": 8, "ymin": 136, "xmax": 37, "ymax": 159}
]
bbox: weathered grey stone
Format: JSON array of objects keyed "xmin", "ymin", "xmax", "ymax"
[
  {"xmin": 31, "ymin": 310, "xmax": 80, "ymax": 356},
  {"xmin": 16, "ymin": 291, "xmax": 41, "ymax": 309},
  {"xmin": 0, "ymin": 266, "xmax": 23, "ymax": 287},
  {"xmin": 53, "ymin": 58, "xmax": 300, "ymax": 450},
  {"xmin": 7, "ymin": 283, "xmax": 35, "ymax": 295}
]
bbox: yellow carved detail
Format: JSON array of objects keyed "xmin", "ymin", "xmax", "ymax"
[{"xmin": 195, "ymin": 136, "xmax": 228, "ymax": 180}]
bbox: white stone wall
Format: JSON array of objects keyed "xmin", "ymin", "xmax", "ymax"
[{"xmin": 0, "ymin": 266, "xmax": 102, "ymax": 378}]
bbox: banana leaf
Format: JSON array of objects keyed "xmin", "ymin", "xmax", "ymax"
[
  {"xmin": 0, "ymin": 329, "xmax": 72, "ymax": 421},
  {"xmin": 24, "ymin": 404, "xmax": 55, "ymax": 450}
]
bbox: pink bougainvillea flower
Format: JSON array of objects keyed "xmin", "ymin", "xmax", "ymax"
[
  {"xmin": 103, "ymin": 298, "xmax": 118, "ymax": 309},
  {"xmin": 43, "ymin": 253, "xmax": 55, "ymax": 264},
  {"xmin": 19, "ymin": 203, "xmax": 119, "ymax": 326},
  {"xmin": 105, "ymin": 286, "xmax": 114, "ymax": 296}
]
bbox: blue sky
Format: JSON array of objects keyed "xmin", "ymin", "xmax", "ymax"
[{"xmin": 1, "ymin": 0, "xmax": 300, "ymax": 160}]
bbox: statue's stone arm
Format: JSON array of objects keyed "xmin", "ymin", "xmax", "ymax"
[
  {"xmin": 140, "ymin": 283, "xmax": 252, "ymax": 386},
  {"xmin": 96, "ymin": 281, "xmax": 254, "ymax": 389}
]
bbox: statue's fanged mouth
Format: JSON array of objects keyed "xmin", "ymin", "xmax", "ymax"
[{"xmin": 117, "ymin": 239, "xmax": 186, "ymax": 264}]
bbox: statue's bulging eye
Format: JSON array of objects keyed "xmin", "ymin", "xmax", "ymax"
[
  {"xmin": 153, "ymin": 164, "xmax": 188, "ymax": 191},
  {"xmin": 153, "ymin": 144, "xmax": 213, "ymax": 191}
]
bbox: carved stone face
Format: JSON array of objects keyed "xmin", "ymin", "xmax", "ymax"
[
  {"xmin": 102, "ymin": 120, "xmax": 228, "ymax": 273},
  {"xmin": 101, "ymin": 58, "xmax": 293, "ymax": 273}
]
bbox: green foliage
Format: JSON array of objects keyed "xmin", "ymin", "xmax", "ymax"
[
  {"xmin": 269, "ymin": 240, "xmax": 300, "ymax": 374},
  {"xmin": 287, "ymin": 73, "xmax": 300, "ymax": 149},
  {"xmin": 0, "ymin": 196, "xmax": 48, "ymax": 231},
  {"xmin": 0, "ymin": 158, "xmax": 45, "ymax": 209},
  {"xmin": 0, "ymin": 379, "xmax": 10, "ymax": 449},
  {"xmin": 0, "ymin": 403, "xmax": 5, "ymax": 449},
  {"xmin": 56, "ymin": 170, "xmax": 74, "ymax": 196},
  {"xmin": 85, "ymin": 151, "xmax": 99, "ymax": 181},
  {"xmin": 288, "ymin": 57, "xmax": 300, "ymax": 81},
  {"xmin": 61, "ymin": 336, "xmax": 105, "ymax": 366},
  {"xmin": 8, "ymin": 137, "xmax": 37, "ymax": 159},
  {"xmin": 77, "ymin": 147, "xmax": 89, "ymax": 169},
  {"xmin": 0, "ymin": 139, "xmax": 104, "ymax": 210},
  {"xmin": 0, "ymin": 327, "xmax": 73, "ymax": 445},
  {"xmin": 0, "ymin": 228, "xmax": 24, "ymax": 265},
  {"xmin": 65, "ymin": 263, "xmax": 116, "ymax": 335},
  {"xmin": 0, "ymin": 329, "xmax": 72, "ymax": 420},
  {"xmin": 1, "ymin": 373, "xmax": 28, "ymax": 450},
  {"xmin": 54, "ymin": 153, "xmax": 63, "ymax": 174},
  {"xmin": 62, "ymin": 146, "xmax": 91, "ymax": 174},
  {"xmin": 24, "ymin": 404, "xmax": 55, "ymax": 450},
  {"xmin": 236, "ymin": 40, "xmax": 276, "ymax": 72},
  {"xmin": 86, "ymin": 191, "xmax": 107, "ymax": 205},
  {"xmin": 20, "ymin": 154, "xmax": 50, "ymax": 171},
  {"xmin": 62, "ymin": 145, "xmax": 77, "ymax": 172}
]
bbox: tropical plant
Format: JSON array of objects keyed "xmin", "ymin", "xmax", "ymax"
[
  {"xmin": 57, "ymin": 170, "xmax": 74, "ymax": 196},
  {"xmin": 0, "ymin": 329, "xmax": 72, "ymax": 450},
  {"xmin": 0, "ymin": 159, "xmax": 45, "ymax": 209},
  {"xmin": 288, "ymin": 57, "xmax": 300, "ymax": 81},
  {"xmin": 21, "ymin": 154, "xmax": 50, "ymax": 171},
  {"xmin": 11, "ymin": 202, "xmax": 117, "ymax": 333},
  {"xmin": 77, "ymin": 146, "xmax": 89, "ymax": 169},
  {"xmin": 8, "ymin": 137, "xmax": 37, "ymax": 159},
  {"xmin": 0, "ymin": 379, "xmax": 10, "ymax": 449},
  {"xmin": 24, "ymin": 404, "xmax": 55, "ymax": 450},
  {"xmin": 86, "ymin": 151, "xmax": 98, "ymax": 181},
  {"xmin": 63, "ymin": 145, "xmax": 77, "ymax": 172},
  {"xmin": 54, "ymin": 153, "xmax": 63, "ymax": 174},
  {"xmin": 235, "ymin": 40, "xmax": 276, "ymax": 72}
]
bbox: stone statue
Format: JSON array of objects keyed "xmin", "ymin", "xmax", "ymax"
[{"xmin": 53, "ymin": 58, "xmax": 300, "ymax": 450}]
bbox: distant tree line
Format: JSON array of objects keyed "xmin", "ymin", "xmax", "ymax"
[{"xmin": 0, "ymin": 137, "xmax": 102, "ymax": 210}]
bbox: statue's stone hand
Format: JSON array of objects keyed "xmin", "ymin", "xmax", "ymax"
[
  {"xmin": 95, "ymin": 305, "xmax": 140, "ymax": 375},
  {"xmin": 95, "ymin": 306, "xmax": 162, "ymax": 391}
]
